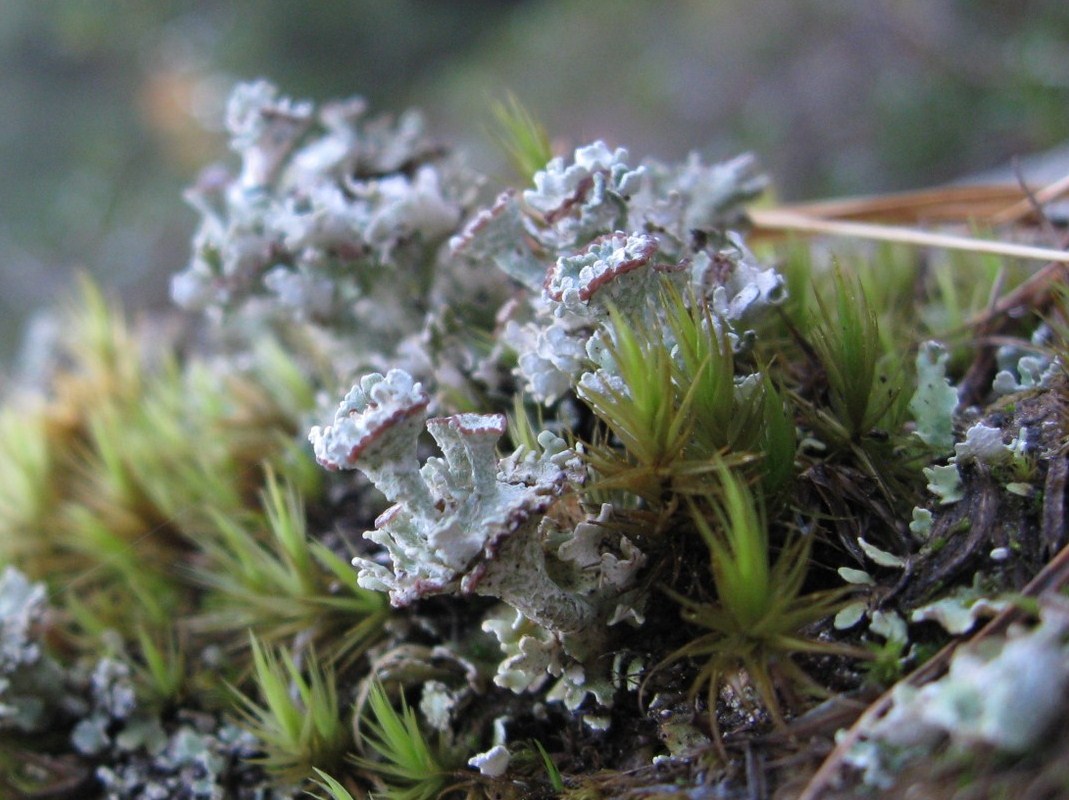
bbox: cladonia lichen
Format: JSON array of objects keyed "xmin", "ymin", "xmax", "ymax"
[
  {"xmin": 451, "ymin": 140, "xmax": 783, "ymax": 404},
  {"xmin": 845, "ymin": 598, "xmax": 1069, "ymax": 786},
  {"xmin": 309, "ymin": 369, "xmax": 647, "ymax": 707}
]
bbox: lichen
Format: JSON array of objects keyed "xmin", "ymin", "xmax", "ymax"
[
  {"xmin": 954, "ymin": 423, "xmax": 1009, "ymax": 465},
  {"xmin": 467, "ymin": 744, "xmax": 510, "ymax": 778},
  {"xmin": 0, "ymin": 566, "xmax": 66, "ymax": 733},
  {"xmin": 309, "ymin": 366, "xmax": 654, "ymax": 718},
  {"xmin": 170, "ymin": 80, "xmax": 473, "ymax": 374},
  {"xmin": 847, "ymin": 599, "xmax": 1069, "ymax": 786},
  {"xmin": 909, "ymin": 341, "xmax": 958, "ymax": 453},
  {"xmin": 452, "ymin": 139, "xmax": 782, "ymax": 404},
  {"xmin": 923, "ymin": 463, "xmax": 964, "ymax": 504},
  {"xmin": 311, "ymin": 378, "xmax": 590, "ymax": 620},
  {"xmin": 991, "ymin": 327, "xmax": 1059, "ymax": 396},
  {"xmin": 92, "ymin": 716, "xmax": 294, "ymax": 800}
]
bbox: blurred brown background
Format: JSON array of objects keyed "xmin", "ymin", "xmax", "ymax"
[{"xmin": 2, "ymin": 0, "xmax": 1067, "ymax": 368}]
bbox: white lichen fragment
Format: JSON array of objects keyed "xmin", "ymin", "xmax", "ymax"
[
  {"xmin": 0, "ymin": 567, "xmax": 66, "ymax": 734},
  {"xmin": 583, "ymin": 714, "xmax": 612, "ymax": 731},
  {"xmin": 545, "ymin": 662, "xmax": 614, "ymax": 713},
  {"xmin": 419, "ymin": 681, "xmax": 456, "ymax": 733},
  {"xmin": 851, "ymin": 598, "xmax": 1069, "ymax": 773},
  {"xmin": 309, "ymin": 369, "xmax": 430, "ymax": 476},
  {"xmin": 71, "ymin": 656, "xmax": 139, "ymax": 756},
  {"xmin": 544, "ymin": 231, "xmax": 660, "ymax": 316},
  {"xmin": 837, "ymin": 567, "xmax": 875, "ymax": 586},
  {"xmin": 556, "ymin": 503, "xmax": 647, "ymax": 597},
  {"xmin": 523, "ymin": 141, "xmax": 644, "ymax": 229},
  {"xmin": 910, "ymin": 594, "xmax": 1010, "ymax": 635},
  {"xmin": 0, "ymin": 566, "xmax": 46, "ymax": 677},
  {"xmin": 225, "ymin": 79, "xmax": 313, "ymax": 189},
  {"xmin": 449, "ymin": 189, "xmax": 545, "ymax": 290},
  {"xmin": 503, "ymin": 318, "xmax": 592, "ymax": 404},
  {"xmin": 989, "ymin": 546, "xmax": 1010, "ymax": 561},
  {"xmin": 909, "ymin": 507, "xmax": 933, "ymax": 539},
  {"xmin": 468, "ymin": 744, "xmax": 510, "ymax": 777},
  {"xmin": 954, "ymin": 423, "xmax": 1008, "ymax": 465},
  {"xmin": 924, "ymin": 463, "xmax": 964, "ymax": 505},
  {"xmin": 481, "ymin": 608, "xmax": 560, "ymax": 694},
  {"xmin": 696, "ymin": 236, "xmax": 787, "ymax": 322},
  {"xmin": 858, "ymin": 538, "xmax": 906, "ymax": 569},
  {"xmin": 992, "ymin": 335, "xmax": 1058, "ymax": 395},
  {"xmin": 869, "ymin": 610, "xmax": 908, "ymax": 644},
  {"xmin": 834, "ymin": 601, "xmax": 868, "ymax": 630},
  {"xmin": 909, "ymin": 341, "xmax": 958, "ymax": 453}
]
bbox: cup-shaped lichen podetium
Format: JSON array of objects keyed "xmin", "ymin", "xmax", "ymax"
[
  {"xmin": 310, "ymin": 371, "xmax": 594, "ymax": 635},
  {"xmin": 309, "ymin": 370, "xmax": 435, "ymax": 519}
]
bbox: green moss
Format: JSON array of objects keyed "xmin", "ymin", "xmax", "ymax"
[
  {"xmin": 229, "ymin": 636, "xmax": 350, "ymax": 784},
  {"xmin": 657, "ymin": 467, "xmax": 859, "ymax": 732},
  {"xmin": 949, "ymin": 517, "xmax": 972, "ymax": 535}
]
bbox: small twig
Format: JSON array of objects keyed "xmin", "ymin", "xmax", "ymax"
[
  {"xmin": 965, "ymin": 260, "xmax": 1069, "ymax": 330},
  {"xmin": 1041, "ymin": 456, "xmax": 1068, "ymax": 557},
  {"xmin": 990, "ymin": 169, "xmax": 1069, "ymax": 226},
  {"xmin": 959, "ymin": 226, "xmax": 1069, "ymax": 341},
  {"xmin": 745, "ymin": 740, "xmax": 768, "ymax": 800},
  {"xmin": 1008, "ymin": 157, "xmax": 1059, "ymax": 242}
]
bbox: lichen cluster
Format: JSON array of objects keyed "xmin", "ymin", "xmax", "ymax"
[{"xmin": 3, "ymin": 80, "xmax": 1069, "ymax": 799}]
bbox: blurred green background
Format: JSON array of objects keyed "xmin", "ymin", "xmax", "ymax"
[{"xmin": 2, "ymin": 0, "xmax": 1068, "ymax": 370}]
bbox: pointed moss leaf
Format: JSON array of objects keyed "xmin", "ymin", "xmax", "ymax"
[
  {"xmin": 489, "ymin": 92, "xmax": 553, "ymax": 183},
  {"xmin": 910, "ymin": 341, "xmax": 958, "ymax": 453},
  {"xmin": 312, "ymin": 769, "xmax": 359, "ymax": 800}
]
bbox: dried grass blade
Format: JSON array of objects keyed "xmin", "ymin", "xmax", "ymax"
[
  {"xmin": 750, "ymin": 208, "xmax": 1069, "ymax": 263},
  {"xmin": 766, "ymin": 185, "xmax": 1027, "ymax": 225}
]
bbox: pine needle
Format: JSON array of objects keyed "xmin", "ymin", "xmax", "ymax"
[{"xmin": 751, "ymin": 207, "xmax": 1069, "ymax": 263}]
